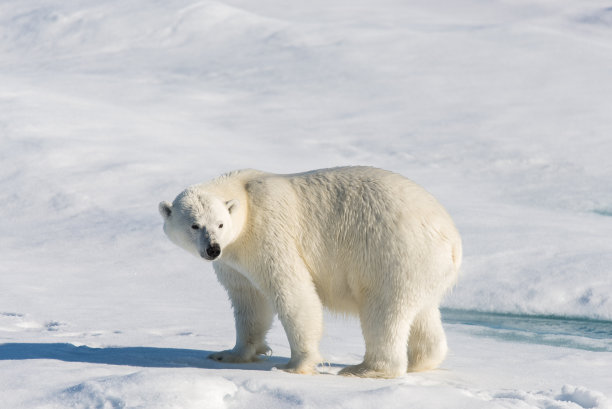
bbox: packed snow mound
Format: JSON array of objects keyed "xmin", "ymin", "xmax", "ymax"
[
  {"xmin": 41, "ymin": 371, "xmax": 238, "ymax": 409},
  {"xmin": 34, "ymin": 372, "xmax": 611, "ymax": 409},
  {"xmin": 493, "ymin": 386, "xmax": 610, "ymax": 409}
]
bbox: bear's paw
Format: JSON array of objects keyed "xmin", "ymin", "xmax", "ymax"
[
  {"xmin": 338, "ymin": 363, "xmax": 403, "ymax": 379},
  {"xmin": 275, "ymin": 362, "xmax": 318, "ymax": 375},
  {"xmin": 208, "ymin": 350, "xmax": 260, "ymax": 363}
]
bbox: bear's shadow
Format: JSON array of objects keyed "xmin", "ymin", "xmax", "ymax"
[{"xmin": 0, "ymin": 342, "xmax": 291, "ymax": 371}]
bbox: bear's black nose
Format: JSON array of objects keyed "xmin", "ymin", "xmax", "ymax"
[{"xmin": 206, "ymin": 244, "xmax": 221, "ymax": 259}]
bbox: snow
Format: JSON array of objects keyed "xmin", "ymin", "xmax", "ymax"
[{"xmin": 1, "ymin": 0, "xmax": 612, "ymax": 407}]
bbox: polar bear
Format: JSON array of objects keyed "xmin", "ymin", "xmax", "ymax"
[{"xmin": 159, "ymin": 166, "xmax": 461, "ymax": 378}]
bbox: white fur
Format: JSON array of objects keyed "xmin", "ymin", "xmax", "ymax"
[{"xmin": 159, "ymin": 167, "xmax": 462, "ymax": 378}]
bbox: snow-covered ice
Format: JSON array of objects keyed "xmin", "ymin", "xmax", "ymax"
[{"xmin": 1, "ymin": 0, "xmax": 612, "ymax": 407}]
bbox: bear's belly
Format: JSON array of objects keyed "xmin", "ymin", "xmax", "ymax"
[{"xmin": 310, "ymin": 266, "xmax": 361, "ymax": 315}]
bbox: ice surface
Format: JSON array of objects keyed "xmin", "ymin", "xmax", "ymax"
[{"xmin": 1, "ymin": 0, "xmax": 612, "ymax": 407}]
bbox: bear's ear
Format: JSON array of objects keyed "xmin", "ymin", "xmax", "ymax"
[
  {"xmin": 226, "ymin": 199, "xmax": 240, "ymax": 214},
  {"xmin": 159, "ymin": 201, "xmax": 172, "ymax": 220}
]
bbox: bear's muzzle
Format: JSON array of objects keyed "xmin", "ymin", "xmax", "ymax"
[{"xmin": 201, "ymin": 243, "xmax": 221, "ymax": 260}]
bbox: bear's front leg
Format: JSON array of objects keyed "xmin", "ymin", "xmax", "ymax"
[
  {"xmin": 210, "ymin": 263, "xmax": 274, "ymax": 363},
  {"xmin": 263, "ymin": 258, "xmax": 324, "ymax": 374},
  {"xmin": 275, "ymin": 290, "xmax": 324, "ymax": 374}
]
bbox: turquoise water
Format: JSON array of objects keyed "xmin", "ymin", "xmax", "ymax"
[{"xmin": 442, "ymin": 309, "xmax": 612, "ymax": 352}]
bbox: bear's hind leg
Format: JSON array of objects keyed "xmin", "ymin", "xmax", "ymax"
[
  {"xmin": 339, "ymin": 298, "xmax": 412, "ymax": 378},
  {"xmin": 407, "ymin": 306, "xmax": 447, "ymax": 372}
]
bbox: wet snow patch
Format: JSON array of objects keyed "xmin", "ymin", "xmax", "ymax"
[
  {"xmin": 442, "ymin": 309, "xmax": 612, "ymax": 352},
  {"xmin": 592, "ymin": 208, "xmax": 612, "ymax": 217}
]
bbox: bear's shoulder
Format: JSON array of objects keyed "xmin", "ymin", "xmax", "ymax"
[
  {"xmin": 212, "ymin": 169, "xmax": 268, "ymax": 185},
  {"xmin": 195, "ymin": 169, "xmax": 268, "ymax": 196}
]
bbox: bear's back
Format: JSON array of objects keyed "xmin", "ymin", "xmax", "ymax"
[{"xmin": 239, "ymin": 166, "xmax": 450, "ymax": 238}]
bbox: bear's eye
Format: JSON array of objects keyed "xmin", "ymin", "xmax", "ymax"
[
  {"xmin": 191, "ymin": 224, "xmax": 199, "ymax": 230},
  {"xmin": 218, "ymin": 224, "xmax": 224, "ymax": 229}
]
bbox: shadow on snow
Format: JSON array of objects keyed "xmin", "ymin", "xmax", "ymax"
[{"xmin": 0, "ymin": 343, "xmax": 289, "ymax": 370}]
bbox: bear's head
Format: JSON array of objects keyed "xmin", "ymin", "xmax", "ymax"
[{"xmin": 159, "ymin": 188, "xmax": 240, "ymax": 261}]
